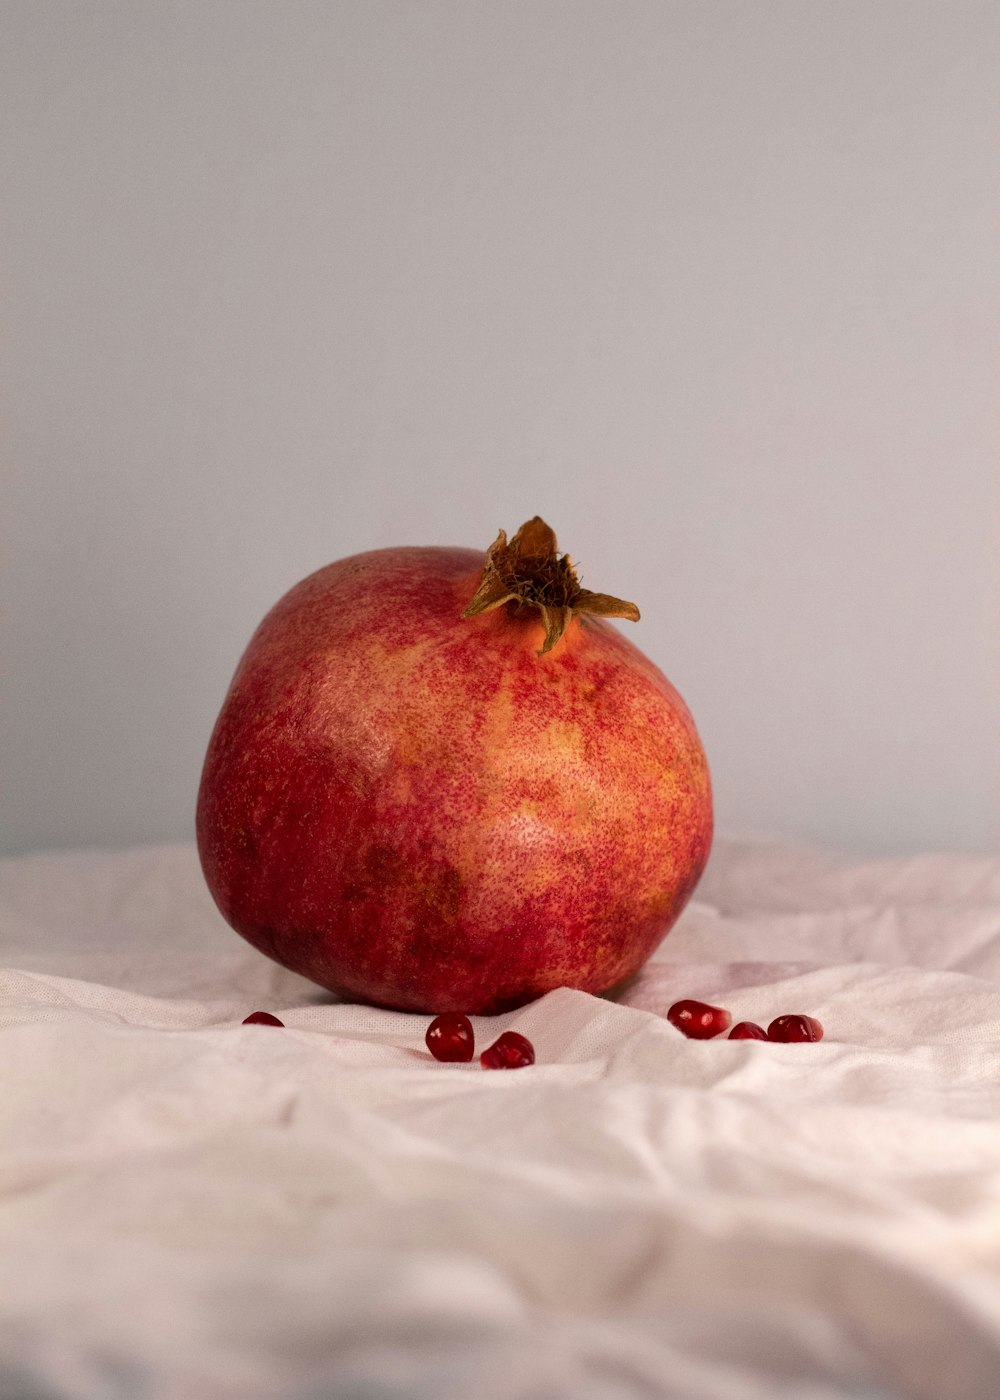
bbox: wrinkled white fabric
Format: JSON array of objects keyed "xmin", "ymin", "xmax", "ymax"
[{"xmin": 2, "ymin": 839, "xmax": 1000, "ymax": 1400}]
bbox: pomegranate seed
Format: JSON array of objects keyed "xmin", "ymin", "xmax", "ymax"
[
  {"xmin": 728, "ymin": 1021, "xmax": 768, "ymax": 1040},
  {"xmin": 242, "ymin": 1011, "xmax": 284, "ymax": 1026},
  {"xmin": 480, "ymin": 1030, "xmax": 535, "ymax": 1069},
  {"xmin": 767, "ymin": 1014, "xmax": 824, "ymax": 1042},
  {"xmin": 666, "ymin": 999, "xmax": 732, "ymax": 1039},
  {"xmin": 425, "ymin": 1012, "xmax": 475, "ymax": 1062}
]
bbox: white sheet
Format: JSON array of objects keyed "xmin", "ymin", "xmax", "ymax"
[{"xmin": 2, "ymin": 839, "xmax": 1000, "ymax": 1400}]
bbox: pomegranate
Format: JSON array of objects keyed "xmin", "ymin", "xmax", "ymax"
[
  {"xmin": 768, "ymin": 1014, "xmax": 824, "ymax": 1042},
  {"xmin": 666, "ymin": 998, "xmax": 731, "ymax": 1039},
  {"xmin": 425, "ymin": 1012, "xmax": 475, "ymax": 1062},
  {"xmin": 242, "ymin": 1011, "xmax": 284, "ymax": 1026},
  {"xmin": 197, "ymin": 517, "xmax": 712, "ymax": 1014},
  {"xmin": 480, "ymin": 1030, "xmax": 536, "ymax": 1069},
  {"xmin": 728, "ymin": 1021, "xmax": 768, "ymax": 1040}
]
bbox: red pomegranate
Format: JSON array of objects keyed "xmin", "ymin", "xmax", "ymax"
[{"xmin": 196, "ymin": 518, "xmax": 712, "ymax": 1013}]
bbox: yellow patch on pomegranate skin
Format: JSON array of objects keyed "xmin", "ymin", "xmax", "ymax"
[{"xmin": 196, "ymin": 519, "xmax": 713, "ymax": 1014}]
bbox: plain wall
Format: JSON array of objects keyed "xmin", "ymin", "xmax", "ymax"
[{"xmin": 2, "ymin": 0, "xmax": 997, "ymax": 858}]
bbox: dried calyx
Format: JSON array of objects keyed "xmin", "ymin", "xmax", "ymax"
[{"xmin": 462, "ymin": 516, "xmax": 640, "ymax": 655}]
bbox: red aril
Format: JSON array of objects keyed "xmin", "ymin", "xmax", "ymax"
[
  {"xmin": 728, "ymin": 1021, "xmax": 768, "ymax": 1040},
  {"xmin": 242, "ymin": 1011, "xmax": 284, "ymax": 1026},
  {"xmin": 768, "ymin": 1014, "xmax": 824, "ymax": 1042},
  {"xmin": 480, "ymin": 1030, "xmax": 535, "ymax": 1069},
  {"xmin": 197, "ymin": 517, "xmax": 712, "ymax": 1014},
  {"xmin": 426, "ymin": 1012, "xmax": 475, "ymax": 1062},
  {"xmin": 667, "ymin": 999, "xmax": 731, "ymax": 1039}
]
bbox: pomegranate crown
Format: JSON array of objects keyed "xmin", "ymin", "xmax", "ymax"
[{"xmin": 462, "ymin": 516, "xmax": 640, "ymax": 654}]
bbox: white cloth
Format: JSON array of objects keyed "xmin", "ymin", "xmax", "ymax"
[{"xmin": 2, "ymin": 838, "xmax": 1000, "ymax": 1400}]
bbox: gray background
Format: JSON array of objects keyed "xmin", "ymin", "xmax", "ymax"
[{"xmin": 3, "ymin": 1, "xmax": 997, "ymax": 858}]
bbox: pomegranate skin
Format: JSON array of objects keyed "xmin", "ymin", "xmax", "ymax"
[{"xmin": 196, "ymin": 544, "xmax": 712, "ymax": 1013}]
